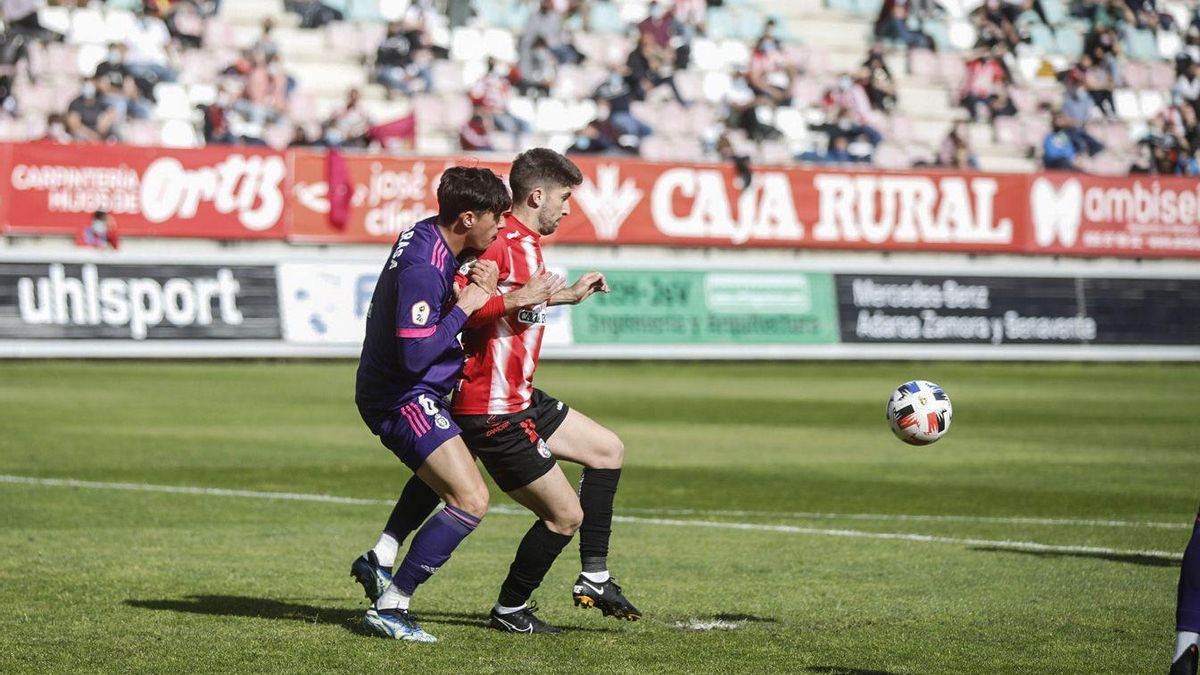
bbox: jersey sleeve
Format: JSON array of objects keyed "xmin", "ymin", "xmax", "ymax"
[{"xmin": 395, "ymin": 263, "xmax": 450, "ymax": 338}]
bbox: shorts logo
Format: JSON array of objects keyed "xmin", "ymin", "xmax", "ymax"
[
  {"xmin": 485, "ymin": 420, "xmax": 512, "ymax": 437},
  {"xmin": 418, "ymin": 395, "xmax": 440, "ymax": 416},
  {"xmin": 536, "ymin": 438, "xmax": 552, "ymax": 459},
  {"xmin": 556, "ymin": 401, "xmax": 564, "ymax": 411},
  {"xmin": 411, "ymin": 301, "xmax": 431, "ymax": 326},
  {"xmin": 434, "ymin": 415, "xmax": 450, "ymax": 430}
]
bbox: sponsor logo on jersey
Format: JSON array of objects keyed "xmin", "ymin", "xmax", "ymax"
[
  {"xmin": 517, "ymin": 309, "xmax": 547, "ymax": 325},
  {"xmin": 411, "ymin": 301, "xmax": 431, "ymax": 325}
]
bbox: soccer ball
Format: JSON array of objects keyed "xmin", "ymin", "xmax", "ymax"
[{"xmin": 886, "ymin": 380, "xmax": 952, "ymax": 446}]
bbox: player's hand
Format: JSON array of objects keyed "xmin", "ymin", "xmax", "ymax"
[
  {"xmin": 513, "ymin": 264, "xmax": 565, "ymax": 307},
  {"xmin": 469, "ymin": 259, "xmax": 499, "ymax": 295},
  {"xmin": 456, "ymin": 281, "xmax": 492, "ymax": 314},
  {"xmin": 567, "ymin": 272, "xmax": 608, "ymax": 304}
]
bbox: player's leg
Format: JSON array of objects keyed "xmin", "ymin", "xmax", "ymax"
[
  {"xmin": 350, "ymin": 475, "xmax": 440, "ymax": 602},
  {"xmin": 486, "ymin": 465, "xmax": 582, "ymax": 634},
  {"xmin": 1172, "ymin": 508, "xmax": 1200, "ymax": 674},
  {"xmin": 544, "ymin": 405, "xmax": 641, "ymax": 620}
]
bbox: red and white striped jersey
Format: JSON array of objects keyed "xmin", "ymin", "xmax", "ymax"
[{"xmin": 452, "ymin": 213, "xmax": 548, "ymax": 415}]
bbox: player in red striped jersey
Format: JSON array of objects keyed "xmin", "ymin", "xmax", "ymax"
[{"xmin": 351, "ymin": 149, "xmax": 640, "ymax": 633}]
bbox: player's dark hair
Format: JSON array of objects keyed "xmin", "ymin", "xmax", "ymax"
[
  {"xmin": 436, "ymin": 166, "xmax": 511, "ymax": 225},
  {"xmin": 509, "ymin": 148, "xmax": 582, "ymax": 202}
]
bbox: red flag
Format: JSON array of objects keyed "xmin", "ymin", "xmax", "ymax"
[
  {"xmin": 368, "ymin": 113, "xmax": 417, "ymax": 151},
  {"xmin": 326, "ymin": 147, "xmax": 352, "ymax": 230}
]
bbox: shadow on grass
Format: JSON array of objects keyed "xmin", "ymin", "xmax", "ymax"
[
  {"xmin": 971, "ymin": 546, "xmax": 1180, "ymax": 568},
  {"xmin": 124, "ymin": 595, "xmax": 618, "ymax": 634},
  {"xmin": 806, "ymin": 662, "xmax": 902, "ymax": 667},
  {"xmin": 712, "ymin": 613, "xmax": 777, "ymax": 623}
]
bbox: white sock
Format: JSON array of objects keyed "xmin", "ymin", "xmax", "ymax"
[
  {"xmin": 1175, "ymin": 631, "xmax": 1199, "ymax": 661},
  {"xmin": 580, "ymin": 570, "xmax": 610, "ymax": 583},
  {"xmin": 494, "ymin": 602, "xmax": 527, "ymax": 615},
  {"xmin": 372, "ymin": 532, "xmax": 399, "ymax": 569},
  {"xmin": 375, "ymin": 583, "xmax": 411, "ymax": 611}
]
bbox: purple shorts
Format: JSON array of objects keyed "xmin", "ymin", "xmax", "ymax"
[{"xmin": 376, "ymin": 393, "xmax": 463, "ymax": 472}]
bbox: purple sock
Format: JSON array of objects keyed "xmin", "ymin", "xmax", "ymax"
[
  {"xmin": 392, "ymin": 505, "xmax": 480, "ymax": 596},
  {"xmin": 1178, "ymin": 512, "xmax": 1200, "ymax": 632}
]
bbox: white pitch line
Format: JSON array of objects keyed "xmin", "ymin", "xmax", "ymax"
[{"xmin": 0, "ymin": 474, "xmax": 1184, "ymax": 560}]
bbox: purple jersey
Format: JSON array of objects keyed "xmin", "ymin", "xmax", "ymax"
[{"xmin": 356, "ymin": 217, "xmax": 467, "ymax": 432}]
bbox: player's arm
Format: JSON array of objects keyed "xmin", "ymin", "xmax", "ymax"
[
  {"xmin": 394, "ymin": 263, "xmax": 490, "ymax": 373},
  {"xmin": 463, "ymin": 263, "xmax": 566, "ymax": 327},
  {"xmin": 549, "ymin": 271, "xmax": 609, "ymax": 306}
]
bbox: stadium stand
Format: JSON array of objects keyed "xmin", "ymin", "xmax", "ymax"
[{"xmin": 0, "ymin": 0, "xmax": 1197, "ymax": 175}]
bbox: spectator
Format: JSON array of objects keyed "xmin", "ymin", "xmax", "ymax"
[
  {"xmin": 594, "ymin": 70, "xmax": 652, "ymax": 141},
  {"xmin": 40, "ymin": 113, "xmax": 71, "ymax": 143},
  {"xmin": 626, "ymin": 31, "xmax": 686, "ymax": 106},
  {"xmin": 469, "ymin": 57, "xmax": 529, "ymax": 146},
  {"xmin": 521, "ymin": 0, "xmax": 582, "ymax": 66},
  {"xmin": 809, "ymin": 107, "xmax": 883, "ymax": 150},
  {"xmin": 201, "ymin": 83, "xmax": 237, "ymax": 144},
  {"xmin": 798, "ymin": 134, "xmax": 867, "ymax": 164},
  {"xmin": 862, "ymin": 45, "xmax": 897, "ymax": 111},
  {"xmin": 516, "ymin": 36, "xmax": 556, "ymax": 96},
  {"xmin": 568, "ymin": 113, "xmax": 624, "ymax": 155},
  {"xmin": 286, "ymin": 0, "xmax": 343, "ymax": 29},
  {"xmin": 971, "ymin": 0, "xmax": 1020, "ymax": 51},
  {"xmin": 234, "ymin": 49, "xmax": 286, "ymax": 129},
  {"xmin": 746, "ymin": 35, "xmax": 795, "ymax": 106},
  {"xmin": 823, "ymin": 72, "xmax": 873, "ymax": 122},
  {"xmin": 723, "ymin": 71, "xmax": 780, "ymax": 142},
  {"xmin": 459, "ymin": 103, "xmax": 494, "ymax": 151},
  {"xmin": 960, "ymin": 50, "xmax": 1015, "ymax": 122},
  {"xmin": 125, "ymin": 5, "xmax": 178, "ymax": 86},
  {"xmin": 374, "ymin": 20, "xmax": 434, "ymax": 98},
  {"xmin": 874, "ymin": 0, "xmax": 934, "ymax": 50},
  {"xmin": 937, "ymin": 120, "xmax": 979, "ymax": 168},
  {"xmin": 163, "ymin": 0, "xmax": 205, "ymax": 50},
  {"xmin": 95, "ymin": 44, "xmax": 152, "ymax": 123},
  {"xmin": 1175, "ymin": 59, "xmax": 1200, "ymax": 116},
  {"xmin": 1061, "ymin": 72, "xmax": 1105, "ymax": 155},
  {"xmin": 1043, "ymin": 113, "xmax": 1079, "ymax": 170},
  {"xmin": 639, "ymin": 1, "xmax": 690, "ymax": 70},
  {"xmin": 1079, "ymin": 49, "xmax": 1119, "ymax": 119},
  {"xmin": 718, "ymin": 131, "xmax": 754, "ymax": 190},
  {"xmin": 323, "ymin": 88, "xmax": 371, "ymax": 148},
  {"xmin": 253, "ymin": 17, "xmax": 279, "ymax": 61},
  {"xmin": 76, "ymin": 211, "xmax": 119, "ymax": 249},
  {"xmin": 3, "ymin": 0, "xmax": 62, "ymax": 43},
  {"xmin": 66, "ymin": 78, "xmax": 118, "ymax": 142}
]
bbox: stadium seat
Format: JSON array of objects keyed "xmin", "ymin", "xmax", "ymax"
[
  {"xmin": 1115, "ymin": 89, "xmax": 1141, "ymax": 120},
  {"xmin": 104, "ymin": 10, "xmax": 138, "ymax": 45},
  {"xmin": 154, "ymin": 83, "xmax": 194, "ymax": 120},
  {"xmin": 37, "ymin": 6, "xmax": 71, "ymax": 38},
  {"xmin": 908, "ymin": 49, "xmax": 937, "ymax": 79},
  {"xmin": 378, "ymin": 0, "xmax": 412, "ymax": 22},
  {"xmin": 1149, "ymin": 61, "xmax": 1176, "ymax": 91},
  {"xmin": 1139, "ymin": 90, "xmax": 1166, "ymax": 118},
  {"xmin": 1158, "ymin": 30, "xmax": 1182, "ymax": 60},
  {"xmin": 718, "ymin": 40, "xmax": 752, "ymax": 71},
  {"xmin": 701, "ymin": 71, "xmax": 732, "ymax": 103},
  {"xmin": 482, "ymin": 28, "xmax": 517, "ymax": 64},
  {"xmin": 1055, "ymin": 29, "xmax": 1084, "ymax": 58},
  {"xmin": 535, "ymin": 98, "xmax": 572, "ymax": 134},
  {"xmin": 1126, "ymin": 30, "xmax": 1158, "ymax": 61},
  {"xmin": 690, "ymin": 39, "xmax": 722, "ymax": 72},
  {"xmin": 450, "ymin": 27, "xmax": 485, "ymax": 63},
  {"xmin": 76, "ymin": 44, "xmax": 107, "ymax": 77},
  {"xmin": 160, "ymin": 119, "xmax": 200, "ymax": 148},
  {"xmin": 1122, "ymin": 61, "xmax": 1151, "ymax": 90},
  {"xmin": 68, "ymin": 8, "xmax": 106, "ymax": 45},
  {"xmin": 587, "ymin": 1, "xmax": 625, "ymax": 34},
  {"xmin": 947, "ymin": 20, "xmax": 976, "ymax": 51},
  {"xmin": 507, "ymin": 96, "xmax": 536, "ymax": 124}
]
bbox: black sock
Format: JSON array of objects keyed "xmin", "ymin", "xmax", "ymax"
[
  {"xmin": 383, "ymin": 474, "xmax": 442, "ymax": 546},
  {"xmin": 577, "ymin": 468, "xmax": 621, "ymax": 573},
  {"xmin": 497, "ymin": 520, "xmax": 572, "ymax": 608}
]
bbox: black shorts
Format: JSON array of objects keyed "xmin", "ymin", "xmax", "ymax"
[{"xmin": 456, "ymin": 389, "xmax": 571, "ymax": 492}]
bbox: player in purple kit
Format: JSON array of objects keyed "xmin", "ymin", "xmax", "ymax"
[{"xmin": 353, "ymin": 166, "xmax": 508, "ymax": 643}]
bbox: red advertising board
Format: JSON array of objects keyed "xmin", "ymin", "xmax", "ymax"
[
  {"xmin": 290, "ymin": 149, "xmax": 508, "ymax": 243},
  {"xmin": 3, "ymin": 142, "xmax": 1200, "ymax": 258},
  {"xmin": 289, "ymin": 152, "xmax": 1035, "ymax": 253},
  {"xmin": 4, "ymin": 143, "xmax": 289, "ymax": 239},
  {"xmin": 1027, "ymin": 174, "xmax": 1200, "ymax": 257}
]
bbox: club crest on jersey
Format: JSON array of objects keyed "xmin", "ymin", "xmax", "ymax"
[
  {"xmin": 518, "ymin": 309, "xmax": 547, "ymax": 325},
  {"xmin": 434, "ymin": 415, "xmax": 451, "ymax": 430},
  {"xmin": 411, "ymin": 301, "xmax": 431, "ymax": 326},
  {"xmin": 536, "ymin": 438, "xmax": 551, "ymax": 459}
]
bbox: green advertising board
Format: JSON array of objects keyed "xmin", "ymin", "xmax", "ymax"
[{"xmin": 570, "ymin": 270, "xmax": 839, "ymax": 344}]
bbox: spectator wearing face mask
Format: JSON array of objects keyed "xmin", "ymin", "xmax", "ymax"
[
  {"xmin": 95, "ymin": 43, "xmax": 152, "ymax": 123},
  {"xmin": 66, "ymin": 78, "xmax": 118, "ymax": 142},
  {"xmin": 76, "ymin": 211, "xmax": 119, "ymax": 249},
  {"xmin": 469, "ymin": 57, "xmax": 529, "ymax": 147},
  {"xmin": 593, "ymin": 69, "xmax": 652, "ymax": 140},
  {"xmin": 747, "ymin": 35, "xmax": 795, "ymax": 106},
  {"xmin": 823, "ymin": 73, "xmax": 873, "ymax": 123},
  {"xmin": 1043, "ymin": 113, "xmax": 1080, "ymax": 171},
  {"xmin": 1061, "ymin": 72, "xmax": 1104, "ymax": 156}
]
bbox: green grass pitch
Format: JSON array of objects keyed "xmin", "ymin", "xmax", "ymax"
[{"xmin": 0, "ymin": 360, "xmax": 1197, "ymax": 674}]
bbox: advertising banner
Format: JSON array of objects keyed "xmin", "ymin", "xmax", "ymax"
[
  {"xmin": 279, "ymin": 261, "xmax": 573, "ymax": 347},
  {"xmin": 4, "ymin": 143, "xmax": 289, "ymax": 239},
  {"xmin": 0, "ymin": 261, "xmax": 281, "ymax": 339},
  {"xmin": 570, "ymin": 269, "xmax": 839, "ymax": 344},
  {"xmin": 836, "ymin": 273, "xmax": 1200, "ymax": 345},
  {"xmin": 289, "ymin": 150, "xmax": 509, "ymax": 243},
  {"xmin": 1028, "ymin": 175, "xmax": 1200, "ymax": 257}
]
